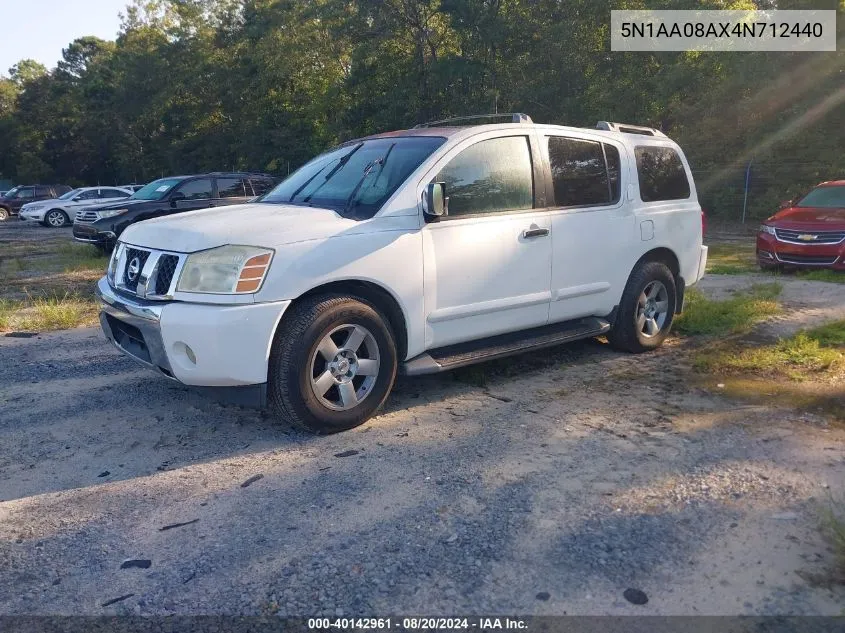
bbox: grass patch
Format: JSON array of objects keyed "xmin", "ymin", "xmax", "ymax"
[
  {"xmin": 795, "ymin": 269, "xmax": 845, "ymax": 284},
  {"xmin": 675, "ymin": 282, "xmax": 782, "ymax": 336},
  {"xmin": 694, "ymin": 320, "xmax": 845, "ymax": 380},
  {"xmin": 706, "ymin": 243, "xmax": 758, "ymax": 275},
  {"xmin": 0, "ymin": 292, "xmax": 98, "ymax": 332},
  {"xmin": 52, "ymin": 242, "xmax": 106, "ymax": 273}
]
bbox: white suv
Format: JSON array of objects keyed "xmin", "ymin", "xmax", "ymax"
[
  {"xmin": 19, "ymin": 186, "xmax": 133, "ymax": 227},
  {"xmin": 96, "ymin": 115, "xmax": 707, "ymax": 433}
]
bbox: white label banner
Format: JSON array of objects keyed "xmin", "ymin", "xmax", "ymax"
[{"xmin": 611, "ymin": 10, "xmax": 836, "ymax": 52}]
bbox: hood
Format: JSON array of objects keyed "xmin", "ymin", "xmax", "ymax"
[
  {"xmin": 769, "ymin": 205, "xmax": 845, "ymax": 227},
  {"xmin": 119, "ymin": 203, "xmax": 402, "ymax": 253},
  {"xmin": 85, "ymin": 198, "xmax": 149, "ymax": 212}
]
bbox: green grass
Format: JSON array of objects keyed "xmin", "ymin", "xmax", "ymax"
[
  {"xmin": 675, "ymin": 283, "xmax": 782, "ymax": 336},
  {"xmin": 695, "ymin": 326, "xmax": 844, "ymax": 379},
  {"xmin": 706, "ymin": 243, "xmax": 758, "ymax": 275},
  {"xmin": 795, "ymin": 269, "xmax": 845, "ymax": 284},
  {"xmin": 0, "ymin": 293, "xmax": 98, "ymax": 332},
  {"xmin": 820, "ymin": 499, "xmax": 845, "ymax": 583},
  {"xmin": 52, "ymin": 242, "xmax": 106, "ymax": 273}
]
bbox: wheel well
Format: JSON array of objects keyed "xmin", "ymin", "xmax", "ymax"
[
  {"xmin": 292, "ymin": 280, "xmax": 409, "ymax": 360},
  {"xmin": 636, "ymin": 247, "xmax": 680, "ymax": 279}
]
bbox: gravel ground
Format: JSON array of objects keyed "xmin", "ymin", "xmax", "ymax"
[{"xmin": 0, "ymin": 273, "xmax": 843, "ymax": 616}]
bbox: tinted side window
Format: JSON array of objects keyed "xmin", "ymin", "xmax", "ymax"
[
  {"xmin": 35, "ymin": 186, "xmax": 51, "ymax": 197},
  {"xmin": 546, "ymin": 137, "xmax": 612, "ymax": 207},
  {"xmin": 17, "ymin": 188, "xmax": 35, "ymax": 199},
  {"xmin": 217, "ymin": 177, "xmax": 247, "ymax": 198},
  {"xmin": 434, "ymin": 136, "xmax": 533, "ymax": 217},
  {"xmin": 250, "ymin": 178, "xmax": 275, "ymax": 196},
  {"xmin": 635, "ymin": 146, "xmax": 690, "ymax": 202},
  {"xmin": 100, "ymin": 189, "xmax": 126, "ymax": 198},
  {"xmin": 77, "ymin": 190, "xmax": 99, "ymax": 200},
  {"xmin": 176, "ymin": 179, "xmax": 213, "ymax": 200}
]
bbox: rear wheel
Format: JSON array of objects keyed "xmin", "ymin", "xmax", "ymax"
[
  {"xmin": 45, "ymin": 209, "xmax": 69, "ymax": 227},
  {"xmin": 268, "ymin": 294, "xmax": 398, "ymax": 434},
  {"xmin": 608, "ymin": 261, "xmax": 676, "ymax": 353}
]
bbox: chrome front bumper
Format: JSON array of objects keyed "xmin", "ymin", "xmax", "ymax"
[{"xmin": 95, "ymin": 276, "xmax": 176, "ymax": 380}]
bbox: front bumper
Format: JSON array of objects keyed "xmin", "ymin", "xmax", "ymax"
[
  {"xmin": 756, "ymin": 233, "xmax": 845, "ymax": 269},
  {"xmin": 19, "ymin": 211, "xmax": 45, "ymax": 221},
  {"xmin": 95, "ymin": 276, "xmax": 290, "ymax": 395},
  {"xmin": 73, "ymin": 222, "xmax": 116, "ymax": 246}
]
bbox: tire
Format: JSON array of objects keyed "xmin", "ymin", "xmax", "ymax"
[
  {"xmin": 44, "ymin": 209, "xmax": 69, "ymax": 228},
  {"xmin": 608, "ymin": 261, "xmax": 677, "ymax": 353},
  {"xmin": 268, "ymin": 294, "xmax": 398, "ymax": 434},
  {"xmin": 0, "ymin": 207, "xmax": 8, "ymax": 221}
]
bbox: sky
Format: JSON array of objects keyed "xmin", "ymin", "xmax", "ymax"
[{"xmin": 0, "ymin": 0, "xmax": 127, "ymax": 75}]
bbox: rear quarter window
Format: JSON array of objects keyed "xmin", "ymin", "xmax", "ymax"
[{"xmin": 635, "ymin": 146, "xmax": 690, "ymax": 202}]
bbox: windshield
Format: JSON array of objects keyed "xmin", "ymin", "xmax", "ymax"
[
  {"xmin": 797, "ymin": 185, "xmax": 845, "ymax": 209},
  {"xmin": 4, "ymin": 186, "xmax": 20, "ymax": 198},
  {"xmin": 59, "ymin": 189, "xmax": 82, "ymax": 200},
  {"xmin": 130, "ymin": 177, "xmax": 183, "ymax": 201},
  {"xmin": 261, "ymin": 136, "xmax": 446, "ymax": 218}
]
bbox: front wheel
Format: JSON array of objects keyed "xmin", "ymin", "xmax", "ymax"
[
  {"xmin": 268, "ymin": 294, "xmax": 398, "ymax": 434},
  {"xmin": 44, "ymin": 209, "xmax": 69, "ymax": 227},
  {"xmin": 0, "ymin": 207, "xmax": 8, "ymax": 221},
  {"xmin": 608, "ymin": 261, "xmax": 677, "ymax": 353}
]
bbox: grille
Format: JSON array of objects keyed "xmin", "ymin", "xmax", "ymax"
[
  {"xmin": 775, "ymin": 228, "xmax": 845, "ymax": 245},
  {"xmin": 155, "ymin": 255, "xmax": 179, "ymax": 295},
  {"xmin": 776, "ymin": 253, "xmax": 839, "ymax": 266},
  {"xmin": 123, "ymin": 247, "xmax": 150, "ymax": 291},
  {"xmin": 76, "ymin": 209, "xmax": 98, "ymax": 222}
]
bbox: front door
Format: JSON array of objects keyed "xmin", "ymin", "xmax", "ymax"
[
  {"xmin": 169, "ymin": 178, "xmax": 215, "ymax": 214},
  {"xmin": 422, "ymin": 134, "xmax": 552, "ymax": 349}
]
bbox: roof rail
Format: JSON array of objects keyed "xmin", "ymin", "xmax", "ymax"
[
  {"xmin": 596, "ymin": 121, "xmax": 666, "ymax": 137},
  {"xmin": 414, "ymin": 113, "xmax": 533, "ymax": 129}
]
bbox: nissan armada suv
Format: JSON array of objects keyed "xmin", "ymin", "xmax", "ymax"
[{"xmin": 95, "ymin": 115, "xmax": 707, "ymax": 434}]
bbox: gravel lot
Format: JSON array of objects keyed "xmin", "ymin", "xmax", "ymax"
[{"xmin": 0, "ymin": 230, "xmax": 843, "ymax": 615}]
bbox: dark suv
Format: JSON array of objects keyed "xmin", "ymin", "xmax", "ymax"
[
  {"xmin": 0, "ymin": 185, "xmax": 73, "ymax": 220},
  {"xmin": 73, "ymin": 172, "xmax": 278, "ymax": 250}
]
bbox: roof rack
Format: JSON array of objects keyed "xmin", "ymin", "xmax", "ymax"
[
  {"xmin": 414, "ymin": 113, "xmax": 533, "ymax": 129},
  {"xmin": 596, "ymin": 121, "xmax": 666, "ymax": 137}
]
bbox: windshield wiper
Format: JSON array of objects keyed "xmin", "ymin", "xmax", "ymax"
[
  {"xmin": 300, "ymin": 143, "xmax": 364, "ymax": 204},
  {"xmin": 342, "ymin": 143, "xmax": 395, "ymax": 217}
]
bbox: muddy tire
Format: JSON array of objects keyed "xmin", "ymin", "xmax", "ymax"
[
  {"xmin": 268, "ymin": 294, "xmax": 398, "ymax": 434},
  {"xmin": 608, "ymin": 261, "xmax": 676, "ymax": 353}
]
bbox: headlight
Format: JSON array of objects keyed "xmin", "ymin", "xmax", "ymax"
[
  {"xmin": 176, "ymin": 245, "xmax": 274, "ymax": 294},
  {"xmin": 97, "ymin": 208, "xmax": 128, "ymax": 219},
  {"xmin": 759, "ymin": 224, "xmax": 776, "ymax": 236}
]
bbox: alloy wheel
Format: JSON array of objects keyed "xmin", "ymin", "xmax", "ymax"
[
  {"xmin": 636, "ymin": 280, "xmax": 669, "ymax": 338},
  {"xmin": 309, "ymin": 324, "xmax": 381, "ymax": 411}
]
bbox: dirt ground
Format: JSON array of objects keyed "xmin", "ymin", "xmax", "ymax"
[{"xmin": 0, "ymin": 267, "xmax": 843, "ymax": 615}]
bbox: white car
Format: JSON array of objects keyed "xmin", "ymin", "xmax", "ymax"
[
  {"xmin": 96, "ymin": 114, "xmax": 707, "ymax": 433},
  {"xmin": 19, "ymin": 186, "xmax": 133, "ymax": 227}
]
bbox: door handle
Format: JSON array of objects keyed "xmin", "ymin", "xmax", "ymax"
[{"xmin": 522, "ymin": 227, "xmax": 550, "ymax": 239}]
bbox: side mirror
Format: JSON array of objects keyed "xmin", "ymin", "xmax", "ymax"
[
  {"xmin": 422, "ymin": 182, "xmax": 448, "ymax": 221},
  {"xmin": 170, "ymin": 191, "xmax": 186, "ymax": 207}
]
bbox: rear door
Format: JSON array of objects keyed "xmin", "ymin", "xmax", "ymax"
[
  {"xmin": 544, "ymin": 133, "xmax": 635, "ymax": 323},
  {"xmin": 214, "ymin": 177, "xmax": 252, "ymax": 206}
]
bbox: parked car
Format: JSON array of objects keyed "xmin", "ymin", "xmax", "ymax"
[
  {"xmin": 73, "ymin": 172, "xmax": 278, "ymax": 251},
  {"xmin": 0, "ymin": 184, "xmax": 72, "ymax": 221},
  {"xmin": 757, "ymin": 180, "xmax": 845, "ymax": 270},
  {"xmin": 95, "ymin": 114, "xmax": 707, "ymax": 433},
  {"xmin": 19, "ymin": 186, "xmax": 133, "ymax": 227}
]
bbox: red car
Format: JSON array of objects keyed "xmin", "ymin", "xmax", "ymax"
[{"xmin": 757, "ymin": 180, "xmax": 845, "ymax": 270}]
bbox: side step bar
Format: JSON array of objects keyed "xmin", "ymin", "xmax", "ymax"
[{"xmin": 401, "ymin": 317, "xmax": 611, "ymax": 376}]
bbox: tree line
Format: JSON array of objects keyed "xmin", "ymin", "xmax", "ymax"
[{"xmin": 0, "ymin": 0, "xmax": 842, "ymax": 220}]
